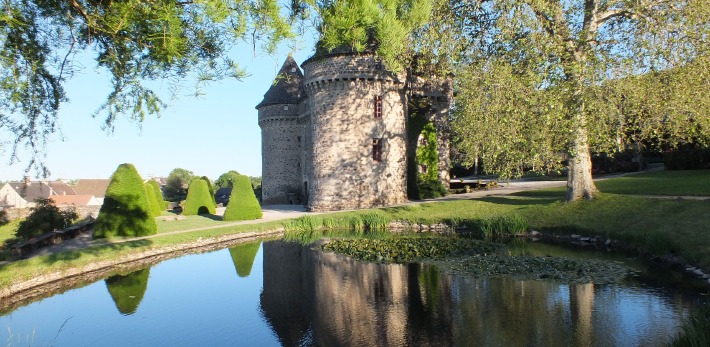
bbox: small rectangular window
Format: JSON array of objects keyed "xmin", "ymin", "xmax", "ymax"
[
  {"xmin": 374, "ymin": 96, "xmax": 382, "ymax": 119},
  {"xmin": 372, "ymin": 138, "xmax": 383, "ymax": 162}
]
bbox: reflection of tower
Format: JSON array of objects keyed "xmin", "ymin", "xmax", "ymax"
[
  {"xmin": 259, "ymin": 241, "xmax": 453, "ymax": 346},
  {"xmin": 259, "ymin": 241, "xmax": 314, "ymax": 346},
  {"xmin": 228, "ymin": 241, "xmax": 262, "ymax": 278},
  {"xmin": 105, "ymin": 268, "xmax": 150, "ymax": 315}
]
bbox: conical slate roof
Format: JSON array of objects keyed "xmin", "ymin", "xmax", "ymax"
[{"xmin": 256, "ymin": 55, "xmax": 305, "ymax": 108}]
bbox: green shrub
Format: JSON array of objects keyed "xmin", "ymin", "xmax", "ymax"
[
  {"xmin": 94, "ymin": 163, "xmax": 157, "ymax": 238},
  {"xmin": 183, "ymin": 179, "xmax": 216, "ymax": 215},
  {"xmin": 144, "ymin": 182, "xmax": 162, "ymax": 217},
  {"xmin": 15, "ymin": 198, "xmax": 78, "ymax": 239},
  {"xmin": 472, "ymin": 215, "xmax": 528, "ymax": 239},
  {"xmin": 223, "ymin": 175, "xmax": 262, "ymax": 221},
  {"xmin": 417, "ymin": 178, "xmax": 449, "ymax": 199},
  {"xmin": 147, "ymin": 180, "xmax": 166, "ymax": 211},
  {"xmin": 670, "ymin": 305, "xmax": 710, "ymax": 347},
  {"xmin": 201, "ymin": 176, "xmax": 216, "ymax": 205}
]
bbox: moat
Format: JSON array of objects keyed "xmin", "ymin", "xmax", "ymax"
[{"xmin": 1, "ymin": 239, "xmax": 706, "ymax": 346}]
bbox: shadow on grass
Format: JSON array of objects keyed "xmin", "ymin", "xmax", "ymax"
[
  {"xmin": 37, "ymin": 239, "xmax": 154, "ymax": 266},
  {"xmin": 510, "ymin": 189, "xmax": 567, "ymax": 198},
  {"xmin": 199, "ymin": 214, "xmax": 223, "ymax": 221},
  {"xmin": 478, "ymin": 196, "xmax": 561, "ymax": 206}
]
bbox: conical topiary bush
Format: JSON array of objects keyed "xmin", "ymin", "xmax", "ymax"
[
  {"xmin": 147, "ymin": 179, "xmax": 166, "ymax": 210},
  {"xmin": 183, "ymin": 178, "xmax": 216, "ymax": 215},
  {"xmin": 223, "ymin": 175, "xmax": 262, "ymax": 221},
  {"xmin": 145, "ymin": 182, "xmax": 162, "ymax": 217},
  {"xmin": 94, "ymin": 163, "xmax": 157, "ymax": 238}
]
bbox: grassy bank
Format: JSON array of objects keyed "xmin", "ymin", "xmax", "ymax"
[{"xmin": 1, "ymin": 170, "xmax": 708, "ymax": 294}]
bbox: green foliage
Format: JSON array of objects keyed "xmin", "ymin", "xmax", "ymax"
[
  {"xmin": 449, "ymin": 0, "xmax": 709, "ymax": 200},
  {"xmin": 200, "ymin": 176, "xmax": 216, "ymax": 205},
  {"xmin": 223, "ymin": 175, "xmax": 262, "ymax": 221},
  {"xmin": 2, "ymin": 0, "xmax": 297, "ymax": 175},
  {"xmin": 0, "ymin": 210, "xmax": 8, "ymax": 227},
  {"xmin": 144, "ymin": 182, "xmax": 163, "ymax": 217},
  {"xmin": 15, "ymin": 199, "xmax": 78, "ymax": 239},
  {"xmin": 164, "ymin": 168, "xmax": 194, "ymax": 202},
  {"xmin": 228, "ymin": 241, "xmax": 262, "ymax": 278},
  {"xmin": 416, "ymin": 178, "xmax": 448, "ymax": 199},
  {"xmin": 105, "ymin": 268, "xmax": 150, "ymax": 315},
  {"xmin": 147, "ymin": 180, "xmax": 166, "ymax": 209},
  {"xmin": 183, "ymin": 179, "xmax": 216, "ymax": 215},
  {"xmin": 670, "ymin": 305, "xmax": 710, "ymax": 347},
  {"xmin": 214, "ymin": 170, "xmax": 242, "ymax": 190},
  {"xmin": 314, "ymin": 0, "xmax": 433, "ymax": 72},
  {"xmin": 94, "ymin": 163, "xmax": 157, "ymax": 238},
  {"xmin": 469, "ymin": 215, "xmax": 528, "ymax": 239},
  {"xmin": 416, "ymin": 122, "xmax": 439, "ymax": 181},
  {"xmin": 321, "ymin": 236, "xmax": 501, "ymax": 263}
]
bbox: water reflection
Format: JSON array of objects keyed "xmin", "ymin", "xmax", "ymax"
[
  {"xmin": 260, "ymin": 241, "xmax": 699, "ymax": 347},
  {"xmin": 229, "ymin": 240, "xmax": 262, "ymax": 278},
  {"xmin": 104, "ymin": 268, "xmax": 150, "ymax": 315}
]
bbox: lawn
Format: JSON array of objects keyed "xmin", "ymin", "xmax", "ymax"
[
  {"xmin": 514, "ymin": 169, "xmax": 710, "ymax": 197},
  {"xmin": 1, "ymin": 169, "xmax": 709, "ymax": 294}
]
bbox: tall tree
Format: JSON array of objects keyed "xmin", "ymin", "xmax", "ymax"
[
  {"xmin": 308, "ymin": 0, "xmax": 434, "ymax": 72},
  {"xmin": 163, "ymin": 168, "xmax": 194, "ymax": 202},
  {"xmin": 1, "ymin": 0, "xmax": 298, "ymax": 175},
  {"xmin": 448, "ymin": 0, "xmax": 709, "ymax": 201},
  {"xmin": 214, "ymin": 170, "xmax": 242, "ymax": 190}
]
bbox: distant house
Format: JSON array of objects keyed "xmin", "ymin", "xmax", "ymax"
[
  {"xmin": 0, "ymin": 181, "xmax": 57, "ymax": 209},
  {"xmin": 72, "ymin": 179, "xmax": 111, "ymax": 204},
  {"xmin": 49, "ymin": 195, "xmax": 101, "ymax": 207}
]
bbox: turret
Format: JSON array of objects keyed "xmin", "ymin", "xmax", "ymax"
[{"xmin": 257, "ymin": 55, "xmax": 306, "ymax": 205}]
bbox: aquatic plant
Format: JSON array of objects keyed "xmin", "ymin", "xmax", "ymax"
[
  {"xmin": 670, "ymin": 305, "xmax": 710, "ymax": 347},
  {"xmin": 321, "ymin": 237, "xmax": 502, "ymax": 263}
]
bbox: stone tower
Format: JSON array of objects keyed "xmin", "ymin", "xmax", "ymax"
[
  {"xmin": 257, "ymin": 49, "xmax": 450, "ymax": 211},
  {"xmin": 301, "ymin": 49, "xmax": 408, "ymax": 211},
  {"xmin": 256, "ymin": 55, "xmax": 305, "ymax": 205}
]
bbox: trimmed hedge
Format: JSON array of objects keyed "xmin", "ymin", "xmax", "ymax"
[
  {"xmin": 223, "ymin": 175, "xmax": 262, "ymax": 221},
  {"xmin": 147, "ymin": 179, "xmax": 166, "ymax": 210},
  {"xmin": 228, "ymin": 241, "xmax": 262, "ymax": 277},
  {"xmin": 144, "ymin": 182, "xmax": 163, "ymax": 217},
  {"xmin": 201, "ymin": 176, "xmax": 217, "ymax": 205},
  {"xmin": 94, "ymin": 163, "xmax": 157, "ymax": 238},
  {"xmin": 183, "ymin": 179, "xmax": 216, "ymax": 215}
]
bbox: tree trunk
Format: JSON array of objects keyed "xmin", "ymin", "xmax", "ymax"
[{"xmin": 566, "ymin": 116, "xmax": 598, "ymax": 202}]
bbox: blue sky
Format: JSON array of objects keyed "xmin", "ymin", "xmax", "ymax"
[{"xmin": 1, "ymin": 40, "xmax": 316, "ymax": 182}]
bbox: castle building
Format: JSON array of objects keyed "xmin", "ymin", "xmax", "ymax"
[{"xmin": 257, "ymin": 49, "xmax": 451, "ymax": 211}]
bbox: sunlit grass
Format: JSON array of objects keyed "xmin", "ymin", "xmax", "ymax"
[
  {"xmin": 0, "ymin": 219, "xmax": 21, "ymax": 245},
  {"xmin": 1, "ymin": 169, "xmax": 709, "ymax": 294}
]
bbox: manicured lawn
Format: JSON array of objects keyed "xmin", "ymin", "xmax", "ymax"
[
  {"xmin": 156, "ymin": 214, "xmax": 225, "ymax": 234},
  {"xmin": 1, "ymin": 169, "xmax": 709, "ymax": 293},
  {"xmin": 515, "ymin": 169, "xmax": 710, "ymax": 197}
]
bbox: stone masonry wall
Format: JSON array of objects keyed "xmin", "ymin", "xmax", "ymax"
[
  {"xmin": 259, "ymin": 104, "xmax": 304, "ymax": 204},
  {"xmin": 302, "ymin": 54, "xmax": 407, "ymax": 211}
]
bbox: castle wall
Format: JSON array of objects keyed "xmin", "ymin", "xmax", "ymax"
[
  {"xmin": 258, "ymin": 104, "xmax": 303, "ymax": 204},
  {"xmin": 302, "ymin": 54, "xmax": 407, "ymax": 211}
]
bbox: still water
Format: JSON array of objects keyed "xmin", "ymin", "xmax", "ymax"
[{"xmin": 0, "ymin": 239, "xmax": 706, "ymax": 346}]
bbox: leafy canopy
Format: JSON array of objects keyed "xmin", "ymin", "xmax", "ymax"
[
  {"xmin": 1, "ymin": 0, "xmax": 297, "ymax": 175},
  {"xmin": 447, "ymin": 0, "xmax": 709, "ymax": 199},
  {"xmin": 310, "ymin": 0, "xmax": 434, "ymax": 72},
  {"xmin": 15, "ymin": 198, "xmax": 78, "ymax": 239}
]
